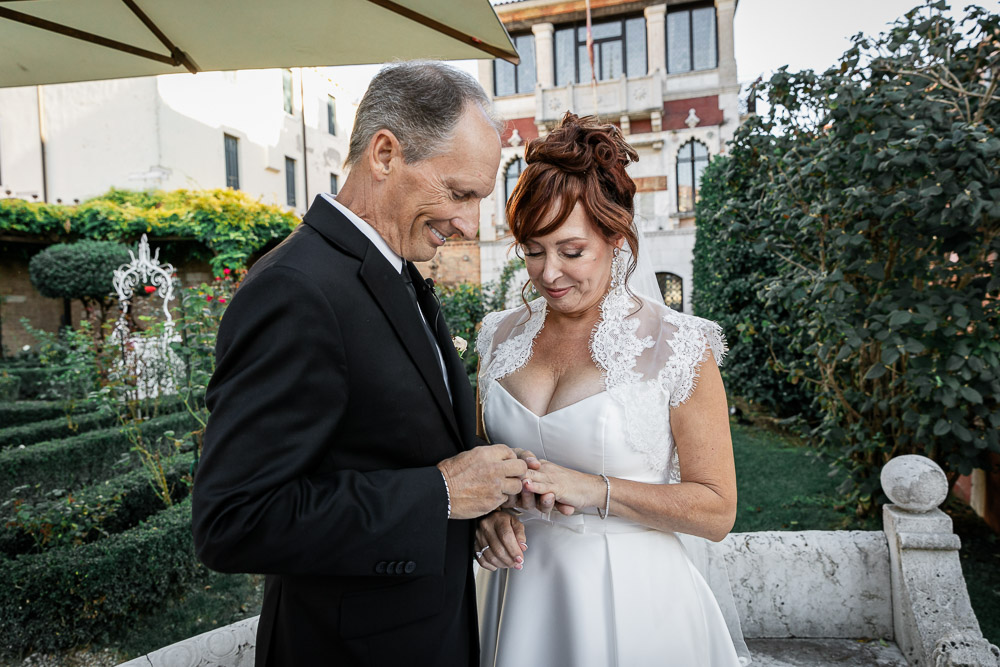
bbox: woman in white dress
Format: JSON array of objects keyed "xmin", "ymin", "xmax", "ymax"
[{"xmin": 474, "ymin": 113, "xmax": 750, "ymax": 666}]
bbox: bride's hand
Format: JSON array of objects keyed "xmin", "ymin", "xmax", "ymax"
[
  {"xmin": 505, "ymin": 449, "xmax": 575, "ymax": 515},
  {"xmin": 522, "ymin": 460, "xmax": 606, "ymax": 514},
  {"xmin": 475, "ymin": 510, "xmax": 527, "ymax": 571}
]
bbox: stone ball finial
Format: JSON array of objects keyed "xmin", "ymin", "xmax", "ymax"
[{"xmin": 881, "ymin": 455, "xmax": 949, "ymax": 512}]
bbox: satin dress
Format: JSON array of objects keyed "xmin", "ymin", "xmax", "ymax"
[{"xmin": 476, "ymin": 380, "xmax": 745, "ymax": 667}]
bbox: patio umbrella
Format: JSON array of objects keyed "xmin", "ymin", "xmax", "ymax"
[{"xmin": 0, "ymin": 0, "xmax": 518, "ymax": 88}]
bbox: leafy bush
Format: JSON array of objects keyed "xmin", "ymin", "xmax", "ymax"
[
  {"xmin": 0, "ymin": 452, "xmax": 193, "ymax": 557},
  {"xmin": 0, "ymin": 373, "xmax": 18, "ymax": 402},
  {"xmin": 0, "ymin": 498, "xmax": 201, "ymax": 656},
  {"xmin": 693, "ymin": 156, "xmax": 816, "ymax": 423},
  {"xmin": 1, "ymin": 188, "xmax": 299, "ymax": 275},
  {"xmin": 695, "ymin": 3, "xmax": 1000, "ymax": 512},
  {"xmin": 438, "ymin": 282, "xmax": 486, "ymax": 384},
  {"xmin": 28, "ymin": 240, "xmax": 130, "ymax": 302},
  {"xmin": 0, "ymin": 410, "xmax": 198, "ymax": 499},
  {"xmin": 0, "ymin": 400, "xmax": 101, "ymax": 429},
  {"xmin": 0, "ymin": 407, "xmax": 116, "ymax": 449}
]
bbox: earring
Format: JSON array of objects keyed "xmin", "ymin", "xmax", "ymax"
[{"xmin": 609, "ymin": 247, "xmax": 626, "ymax": 294}]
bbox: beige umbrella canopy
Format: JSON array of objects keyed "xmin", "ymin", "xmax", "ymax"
[{"xmin": 0, "ymin": 0, "xmax": 518, "ymax": 88}]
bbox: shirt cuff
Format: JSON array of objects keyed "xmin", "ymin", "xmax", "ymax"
[{"xmin": 440, "ymin": 471, "xmax": 452, "ymax": 519}]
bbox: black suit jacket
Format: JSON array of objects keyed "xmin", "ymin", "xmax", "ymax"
[{"xmin": 192, "ymin": 195, "xmax": 480, "ymax": 666}]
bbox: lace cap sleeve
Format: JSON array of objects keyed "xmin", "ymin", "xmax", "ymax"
[{"xmin": 659, "ymin": 311, "xmax": 728, "ymax": 408}]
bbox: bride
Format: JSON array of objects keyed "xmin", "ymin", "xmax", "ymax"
[{"xmin": 474, "ymin": 113, "xmax": 750, "ymax": 666}]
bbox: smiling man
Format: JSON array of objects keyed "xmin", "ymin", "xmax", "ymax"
[{"xmin": 192, "ymin": 62, "xmax": 526, "ymax": 667}]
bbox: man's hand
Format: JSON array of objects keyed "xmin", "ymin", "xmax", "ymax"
[{"xmin": 438, "ymin": 445, "xmax": 528, "ymax": 520}]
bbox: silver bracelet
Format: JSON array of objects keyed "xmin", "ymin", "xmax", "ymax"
[
  {"xmin": 597, "ymin": 473, "xmax": 610, "ymax": 520},
  {"xmin": 440, "ymin": 472, "xmax": 452, "ymax": 519}
]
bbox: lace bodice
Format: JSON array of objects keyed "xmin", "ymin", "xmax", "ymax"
[{"xmin": 477, "ymin": 292, "xmax": 727, "ymax": 479}]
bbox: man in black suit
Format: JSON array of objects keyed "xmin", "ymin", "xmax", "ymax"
[{"xmin": 192, "ymin": 61, "xmax": 527, "ymax": 666}]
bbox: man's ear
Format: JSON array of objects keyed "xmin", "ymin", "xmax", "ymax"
[{"xmin": 368, "ymin": 129, "xmax": 400, "ymax": 181}]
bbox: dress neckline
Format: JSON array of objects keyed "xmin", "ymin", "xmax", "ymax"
[{"xmin": 494, "ymin": 381, "xmax": 609, "ymax": 420}]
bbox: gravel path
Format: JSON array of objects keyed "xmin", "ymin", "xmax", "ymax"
[{"xmin": 3, "ymin": 648, "xmax": 124, "ymax": 667}]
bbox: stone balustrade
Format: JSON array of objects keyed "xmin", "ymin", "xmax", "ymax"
[
  {"xmin": 534, "ymin": 73, "xmax": 664, "ymax": 125},
  {"xmin": 118, "ymin": 455, "xmax": 1000, "ymax": 667}
]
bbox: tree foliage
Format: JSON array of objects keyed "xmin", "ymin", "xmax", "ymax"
[{"xmin": 695, "ymin": 1, "xmax": 1000, "ymax": 512}]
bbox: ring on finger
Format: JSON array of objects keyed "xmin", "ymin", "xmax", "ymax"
[{"xmin": 475, "ymin": 545, "xmax": 491, "ymax": 559}]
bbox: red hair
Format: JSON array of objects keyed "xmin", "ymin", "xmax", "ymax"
[{"xmin": 506, "ymin": 113, "xmax": 640, "ymax": 284}]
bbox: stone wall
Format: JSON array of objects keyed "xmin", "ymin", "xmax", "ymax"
[{"xmin": 414, "ymin": 240, "xmax": 481, "ymax": 286}]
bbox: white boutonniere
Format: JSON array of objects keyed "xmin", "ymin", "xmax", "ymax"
[{"xmin": 452, "ymin": 335, "xmax": 468, "ymax": 358}]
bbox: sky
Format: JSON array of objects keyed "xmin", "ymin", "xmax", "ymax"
[
  {"xmin": 733, "ymin": 0, "xmax": 973, "ymax": 83},
  {"xmin": 325, "ymin": 0, "xmax": 982, "ymax": 105}
]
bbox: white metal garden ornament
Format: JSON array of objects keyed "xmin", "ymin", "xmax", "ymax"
[{"xmin": 112, "ymin": 234, "xmax": 180, "ymax": 399}]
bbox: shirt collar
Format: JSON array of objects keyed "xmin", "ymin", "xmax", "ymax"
[{"xmin": 321, "ymin": 192, "xmax": 403, "ymax": 274}]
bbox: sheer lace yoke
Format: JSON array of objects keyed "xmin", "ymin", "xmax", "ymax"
[{"xmin": 477, "ymin": 291, "xmax": 727, "ymax": 475}]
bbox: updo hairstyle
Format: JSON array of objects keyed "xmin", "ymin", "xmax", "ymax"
[{"xmin": 506, "ymin": 112, "xmax": 640, "ymax": 283}]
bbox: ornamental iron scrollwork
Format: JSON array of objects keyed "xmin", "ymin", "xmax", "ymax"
[{"xmin": 112, "ymin": 234, "xmax": 180, "ymax": 400}]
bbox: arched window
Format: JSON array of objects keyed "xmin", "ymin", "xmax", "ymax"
[
  {"xmin": 656, "ymin": 272, "xmax": 684, "ymax": 311},
  {"xmin": 505, "ymin": 157, "xmax": 526, "ymax": 202},
  {"xmin": 676, "ymin": 140, "xmax": 709, "ymax": 212}
]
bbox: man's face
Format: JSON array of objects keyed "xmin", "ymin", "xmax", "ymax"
[{"xmin": 380, "ymin": 106, "xmax": 501, "ymax": 262}]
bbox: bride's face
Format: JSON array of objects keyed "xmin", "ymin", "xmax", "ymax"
[{"xmin": 522, "ymin": 201, "xmax": 620, "ymax": 317}]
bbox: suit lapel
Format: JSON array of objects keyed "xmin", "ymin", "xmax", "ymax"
[{"xmin": 361, "ymin": 251, "xmax": 461, "ymax": 444}]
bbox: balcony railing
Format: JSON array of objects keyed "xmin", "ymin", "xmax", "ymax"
[{"xmin": 535, "ymin": 73, "xmax": 663, "ymax": 124}]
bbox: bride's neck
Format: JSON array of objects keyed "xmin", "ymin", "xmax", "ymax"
[{"xmin": 543, "ymin": 301, "xmax": 603, "ymax": 334}]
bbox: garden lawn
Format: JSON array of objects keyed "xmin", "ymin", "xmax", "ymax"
[{"xmin": 732, "ymin": 422, "xmax": 999, "ymax": 646}]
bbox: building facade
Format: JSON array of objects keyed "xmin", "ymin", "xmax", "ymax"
[
  {"xmin": 0, "ymin": 68, "xmax": 355, "ymax": 213},
  {"xmin": 0, "ymin": 69, "xmax": 358, "ymax": 353},
  {"xmin": 477, "ymin": 0, "xmax": 740, "ymax": 313}
]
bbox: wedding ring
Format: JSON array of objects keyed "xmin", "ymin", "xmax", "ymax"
[{"xmin": 475, "ymin": 545, "xmax": 490, "ymax": 559}]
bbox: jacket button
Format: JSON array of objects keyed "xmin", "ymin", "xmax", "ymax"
[
  {"xmin": 404, "ymin": 561, "xmax": 416, "ymax": 574},
  {"xmin": 394, "ymin": 561, "xmax": 406, "ymax": 574},
  {"xmin": 385, "ymin": 561, "xmax": 396, "ymax": 574},
  {"xmin": 375, "ymin": 561, "xmax": 387, "ymax": 574}
]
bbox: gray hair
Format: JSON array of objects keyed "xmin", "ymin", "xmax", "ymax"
[{"xmin": 346, "ymin": 60, "xmax": 502, "ymax": 167}]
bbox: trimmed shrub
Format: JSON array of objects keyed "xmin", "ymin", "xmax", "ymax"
[
  {"xmin": 0, "ymin": 400, "xmax": 101, "ymax": 429},
  {"xmin": 28, "ymin": 240, "xmax": 130, "ymax": 304},
  {"xmin": 0, "ymin": 408, "xmax": 117, "ymax": 450},
  {"xmin": 0, "ymin": 452, "xmax": 194, "ymax": 557},
  {"xmin": 4, "ymin": 366, "xmax": 80, "ymax": 400},
  {"xmin": 0, "ymin": 498, "xmax": 201, "ymax": 656},
  {"xmin": 0, "ymin": 410, "xmax": 198, "ymax": 499}
]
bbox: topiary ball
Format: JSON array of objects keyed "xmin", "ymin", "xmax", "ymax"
[{"xmin": 28, "ymin": 240, "xmax": 131, "ymax": 301}]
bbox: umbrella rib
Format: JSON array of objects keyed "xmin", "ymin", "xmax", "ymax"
[
  {"xmin": 120, "ymin": 0, "xmax": 199, "ymax": 74},
  {"xmin": 0, "ymin": 5, "xmax": 181, "ymax": 68},
  {"xmin": 364, "ymin": 0, "xmax": 519, "ymax": 65}
]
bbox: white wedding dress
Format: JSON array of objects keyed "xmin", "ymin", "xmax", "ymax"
[{"xmin": 475, "ymin": 289, "xmax": 751, "ymax": 667}]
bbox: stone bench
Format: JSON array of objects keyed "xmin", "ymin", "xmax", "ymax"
[{"xmin": 120, "ymin": 456, "xmax": 1000, "ymax": 667}]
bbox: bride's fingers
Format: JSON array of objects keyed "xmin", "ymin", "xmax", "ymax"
[
  {"xmin": 537, "ymin": 491, "xmax": 555, "ymax": 513},
  {"xmin": 555, "ymin": 501, "xmax": 576, "ymax": 516},
  {"xmin": 517, "ymin": 486, "xmax": 536, "ymax": 511}
]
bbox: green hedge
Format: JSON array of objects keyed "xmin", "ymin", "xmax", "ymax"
[
  {"xmin": 0, "ymin": 452, "xmax": 194, "ymax": 557},
  {"xmin": 0, "ymin": 400, "xmax": 101, "ymax": 429},
  {"xmin": 3, "ymin": 366, "xmax": 85, "ymax": 401},
  {"xmin": 0, "ymin": 410, "xmax": 198, "ymax": 499},
  {"xmin": 0, "ymin": 498, "xmax": 201, "ymax": 656},
  {"xmin": 0, "ymin": 408, "xmax": 117, "ymax": 450}
]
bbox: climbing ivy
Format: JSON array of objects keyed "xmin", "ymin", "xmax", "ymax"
[{"xmin": 0, "ymin": 188, "xmax": 299, "ymax": 274}]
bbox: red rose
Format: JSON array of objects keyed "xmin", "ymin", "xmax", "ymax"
[
  {"xmin": 206, "ymin": 295, "xmax": 214, "ymax": 302},
  {"xmin": 144, "ymin": 286, "xmax": 156, "ymax": 294},
  {"xmin": 219, "ymin": 298, "xmax": 227, "ymax": 304},
  {"xmin": 223, "ymin": 268, "xmax": 231, "ymax": 275}
]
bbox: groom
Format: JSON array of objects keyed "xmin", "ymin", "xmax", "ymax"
[{"xmin": 192, "ymin": 62, "xmax": 527, "ymax": 666}]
